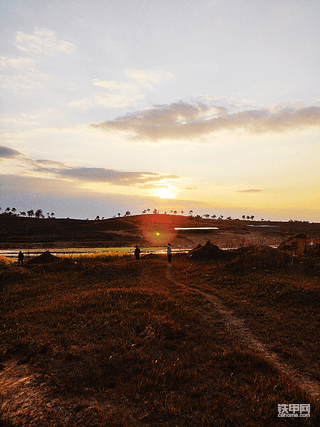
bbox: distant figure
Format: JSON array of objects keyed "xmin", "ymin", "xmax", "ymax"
[
  {"xmin": 18, "ymin": 251, "xmax": 24, "ymax": 265},
  {"xmin": 134, "ymin": 245, "xmax": 141, "ymax": 260},
  {"xmin": 166, "ymin": 243, "xmax": 172, "ymax": 264}
]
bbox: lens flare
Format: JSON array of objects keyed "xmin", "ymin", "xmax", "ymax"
[{"xmin": 141, "ymin": 215, "xmax": 178, "ymax": 245}]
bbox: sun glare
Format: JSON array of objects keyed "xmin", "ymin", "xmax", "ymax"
[{"xmin": 155, "ymin": 187, "xmax": 175, "ymax": 199}]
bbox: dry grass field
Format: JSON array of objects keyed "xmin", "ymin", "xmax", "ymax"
[{"xmin": 1, "ymin": 237, "xmax": 320, "ymax": 426}]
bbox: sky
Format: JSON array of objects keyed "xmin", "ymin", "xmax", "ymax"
[{"xmin": 1, "ymin": 0, "xmax": 320, "ymax": 221}]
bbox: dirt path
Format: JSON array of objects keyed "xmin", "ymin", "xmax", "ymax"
[{"xmin": 165, "ymin": 266, "xmax": 320, "ymax": 402}]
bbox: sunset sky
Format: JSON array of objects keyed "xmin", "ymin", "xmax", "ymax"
[{"xmin": 1, "ymin": 0, "xmax": 320, "ymax": 221}]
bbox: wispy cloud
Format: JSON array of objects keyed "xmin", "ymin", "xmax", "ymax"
[
  {"xmin": 90, "ymin": 101, "xmax": 320, "ymax": 142},
  {"xmin": 14, "ymin": 28, "xmax": 75, "ymax": 57},
  {"xmin": 2, "ymin": 146, "xmax": 181, "ymax": 187},
  {"xmin": 1, "ymin": 73, "xmax": 47, "ymax": 94},
  {"xmin": 0, "ymin": 146, "xmax": 23, "ymax": 159},
  {"xmin": 70, "ymin": 70, "xmax": 174, "ymax": 110},
  {"xmin": 56, "ymin": 167, "xmax": 180, "ymax": 186},
  {"xmin": 125, "ymin": 69, "xmax": 174, "ymax": 90},
  {"xmin": 0, "ymin": 56, "xmax": 36, "ymax": 72}
]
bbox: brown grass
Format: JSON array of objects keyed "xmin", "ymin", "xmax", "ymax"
[{"xmin": 1, "ymin": 249, "xmax": 319, "ymax": 426}]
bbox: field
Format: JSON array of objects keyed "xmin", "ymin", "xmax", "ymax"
[{"xmin": 1, "ymin": 216, "xmax": 320, "ymax": 426}]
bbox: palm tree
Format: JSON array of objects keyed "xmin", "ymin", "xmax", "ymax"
[
  {"xmin": 242, "ymin": 215, "xmax": 246, "ymax": 220},
  {"xmin": 27, "ymin": 210, "xmax": 34, "ymax": 217},
  {"xmin": 211, "ymin": 214, "xmax": 216, "ymax": 219},
  {"xmin": 125, "ymin": 211, "xmax": 131, "ymax": 216},
  {"xmin": 189, "ymin": 210, "xmax": 193, "ymax": 216}
]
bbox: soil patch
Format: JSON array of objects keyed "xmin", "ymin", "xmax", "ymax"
[
  {"xmin": 227, "ymin": 245, "xmax": 292, "ymax": 271},
  {"xmin": 188, "ymin": 241, "xmax": 225, "ymax": 260}
]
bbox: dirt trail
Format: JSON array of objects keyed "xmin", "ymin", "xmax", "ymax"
[{"xmin": 165, "ymin": 266, "xmax": 320, "ymax": 402}]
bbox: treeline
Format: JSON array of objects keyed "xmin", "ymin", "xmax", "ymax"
[{"xmin": 0, "ymin": 207, "xmax": 55, "ymax": 219}]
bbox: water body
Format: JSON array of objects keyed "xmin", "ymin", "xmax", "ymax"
[
  {"xmin": 0, "ymin": 247, "xmax": 189, "ymax": 259},
  {"xmin": 174, "ymin": 227, "xmax": 219, "ymax": 230},
  {"xmin": 246, "ymin": 225, "xmax": 279, "ymax": 228}
]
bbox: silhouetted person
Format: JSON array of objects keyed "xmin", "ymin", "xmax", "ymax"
[
  {"xmin": 18, "ymin": 251, "xmax": 24, "ymax": 266},
  {"xmin": 166, "ymin": 243, "xmax": 172, "ymax": 264},
  {"xmin": 134, "ymin": 245, "xmax": 141, "ymax": 260}
]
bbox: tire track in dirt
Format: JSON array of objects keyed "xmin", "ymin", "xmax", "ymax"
[{"xmin": 165, "ymin": 266, "xmax": 320, "ymax": 402}]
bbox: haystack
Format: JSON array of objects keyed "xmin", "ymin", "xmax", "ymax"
[
  {"xmin": 28, "ymin": 251, "xmax": 60, "ymax": 264},
  {"xmin": 188, "ymin": 241, "xmax": 224, "ymax": 260}
]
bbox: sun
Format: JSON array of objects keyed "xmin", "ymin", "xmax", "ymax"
[{"xmin": 154, "ymin": 187, "xmax": 175, "ymax": 199}]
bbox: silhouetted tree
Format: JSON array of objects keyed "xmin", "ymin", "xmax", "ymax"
[
  {"xmin": 211, "ymin": 214, "xmax": 216, "ymax": 219},
  {"xmin": 189, "ymin": 210, "xmax": 193, "ymax": 216},
  {"xmin": 125, "ymin": 211, "xmax": 131, "ymax": 216},
  {"xmin": 27, "ymin": 210, "xmax": 34, "ymax": 217},
  {"xmin": 35, "ymin": 209, "xmax": 44, "ymax": 218}
]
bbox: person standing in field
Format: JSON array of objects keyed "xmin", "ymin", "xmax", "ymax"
[
  {"xmin": 134, "ymin": 245, "xmax": 141, "ymax": 260},
  {"xmin": 18, "ymin": 251, "xmax": 24, "ymax": 265},
  {"xmin": 166, "ymin": 243, "xmax": 172, "ymax": 264}
]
